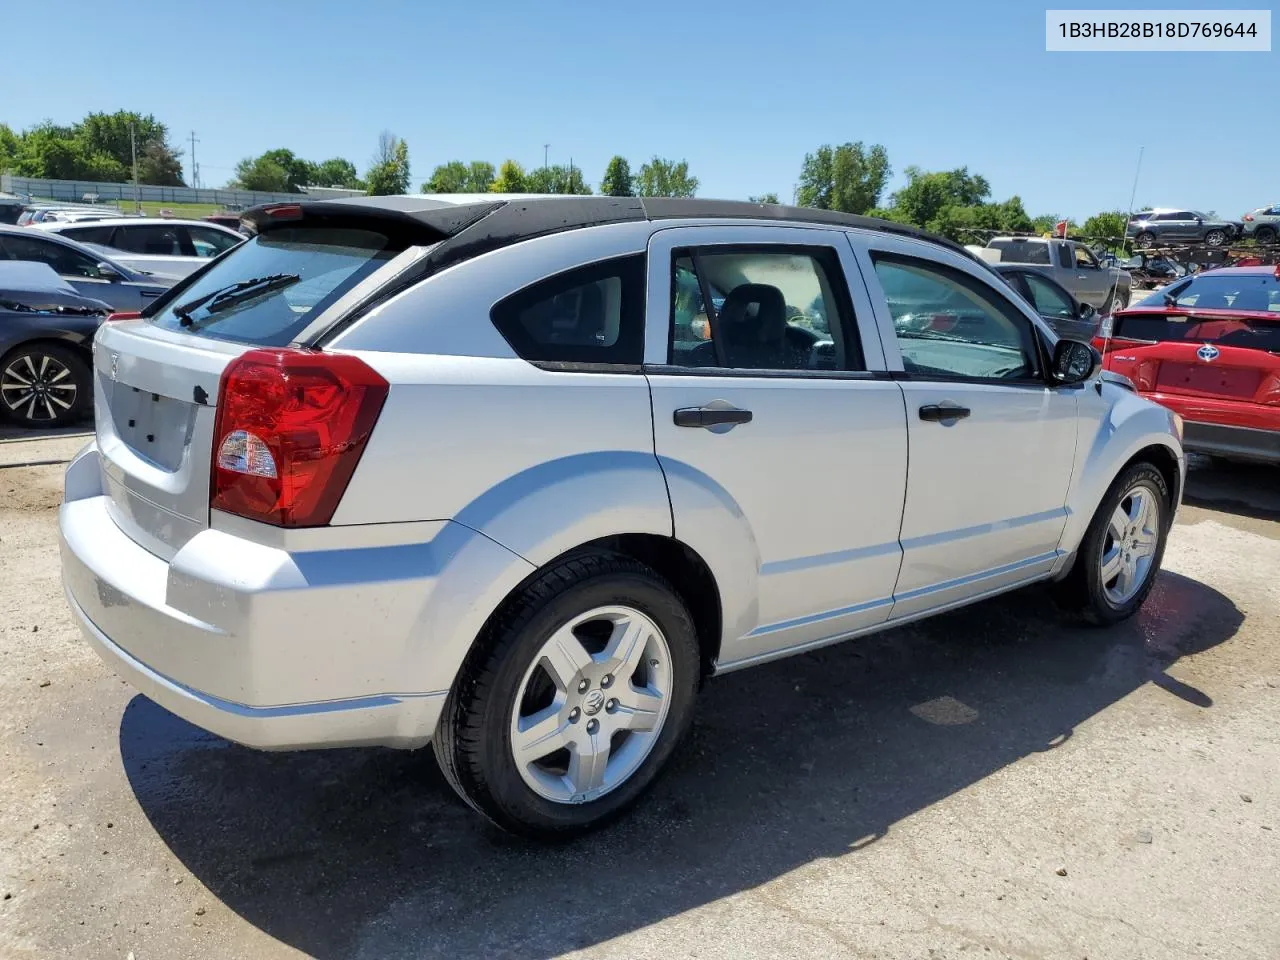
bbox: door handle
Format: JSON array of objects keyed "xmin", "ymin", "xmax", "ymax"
[
  {"xmin": 674, "ymin": 406, "xmax": 753, "ymax": 428},
  {"xmin": 919, "ymin": 403, "xmax": 971, "ymax": 422}
]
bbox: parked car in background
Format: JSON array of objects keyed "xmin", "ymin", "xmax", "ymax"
[
  {"xmin": 0, "ymin": 261, "xmax": 110, "ymax": 426},
  {"xmin": 59, "ymin": 195, "xmax": 1184, "ymax": 838},
  {"xmin": 992, "ymin": 263, "xmax": 1101, "ymax": 340},
  {"xmin": 37, "ymin": 217, "xmax": 244, "ymax": 278},
  {"xmin": 204, "ymin": 213, "xmax": 249, "ymax": 234},
  {"xmin": 1098, "ymin": 266, "xmax": 1280, "ymax": 463},
  {"xmin": 986, "ymin": 236, "xmax": 1131, "ymax": 312},
  {"xmin": 1241, "ymin": 203, "xmax": 1279, "ymax": 244},
  {"xmin": 0, "ymin": 224, "xmax": 176, "ymax": 312},
  {"xmin": 1126, "ymin": 210, "xmax": 1242, "ymax": 248}
]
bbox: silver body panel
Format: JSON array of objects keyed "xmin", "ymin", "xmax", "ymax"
[{"xmin": 60, "ymin": 210, "xmax": 1185, "ymax": 750}]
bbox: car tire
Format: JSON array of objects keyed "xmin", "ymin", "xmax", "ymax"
[
  {"xmin": 1203, "ymin": 229, "xmax": 1228, "ymax": 247},
  {"xmin": 1104, "ymin": 290, "xmax": 1129, "ymax": 313},
  {"xmin": 1134, "ymin": 231, "xmax": 1156, "ymax": 247},
  {"xmin": 1254, "ymin": 226, "xmax": 1277, "ymax": 244},
  {"xmin": 433, "ymin": 553, "xmax": 701, "ymax": 838},
  {"xmin": 0, "ymin": 343, "xmax": 91, "ymax": 428},
  {"xmin": 1054, "ymin": 462, "xmax": 1171, "ymax": 626}
]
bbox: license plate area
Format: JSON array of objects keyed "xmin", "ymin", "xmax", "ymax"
[
  {"xmin": 108, "ymin": 385, "xmax": 196, "ymax": 471},
  {"xmin": 1156, "ymin": 362, "xmax": 1261, "ymax": 400}
]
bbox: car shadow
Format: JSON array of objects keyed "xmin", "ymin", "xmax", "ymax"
[
  {"xmin": 120, "ymin": 570, "xmax": 1241, "ymax": 959},
  {"xmin": 1183, "ymin": 457, "xmax": 1280, "ymax": 523}
]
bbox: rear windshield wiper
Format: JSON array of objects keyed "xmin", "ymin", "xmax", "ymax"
[{"xmin": 174, "ymin": 274, "xmax": 300, "ymax": 327}]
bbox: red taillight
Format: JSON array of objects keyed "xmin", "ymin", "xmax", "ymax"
[
  {"xmin": 1243, "ymin": 214, "xmax": 1254, "ymax": 221},
  {"xmin": 105, "ymin": 311, "xmax": 141, "ymax": 322},
  {"xmin": 211, "ymin": 349, "xmax": 388, "ymax": 527},
  {"xmin": 262, "ymin": 203, "xmax": 303, "ymax": 220}
]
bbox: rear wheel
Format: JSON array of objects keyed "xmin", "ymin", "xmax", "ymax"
[
  {"xmin": 1254, "ymin": 226, "xmax": 1277, "ymax": 244},
  {"xmin": 433, "ymin": 554, "xmax": 700, "ymax": 838},
  {"xmin": 1055, "ymin": 462, "xmax": 1170, "ymax": 625},
  {"xmin": 1104, "ymin": 289, "xmax": 1128, "ymax": 314},
  {"xmin": 0, "ymin": 344, "xmax": 90, "ymax": 428}
]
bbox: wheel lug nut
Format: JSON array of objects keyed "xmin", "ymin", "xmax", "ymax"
[
  {"xmin": 606, "ymin": 698, "xmax": 618, "ymax": 713},
  {"xmin": 568, "ymin": 707, "xmax": 580, "ymax": 723},
  {"xmin": 585, "ymin": 718, "xmax": 599, "ymax": 734},
  {"xmin": 600, "ymin": 674, "xmax": 613, "ymax": 688},
  {"xmin": 577, "ymin": 679, "xmax": 589, "ymax": 693}
]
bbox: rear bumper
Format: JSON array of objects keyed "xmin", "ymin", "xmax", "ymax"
[
  {"xmin": 1182, "ymin": 420, "xmax": 1280, "ymax": 464},
  {"xmin": 58, "ymin": 443, "xmax": 528, "ymax": 750}
]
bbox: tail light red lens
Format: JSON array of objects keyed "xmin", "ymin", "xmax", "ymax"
[
  {"xmin": 1243, "ymin": 214, "xmax": 1254, "ymax": 221},
  {"xmin": 211, "ymin": 349, "xmax": 388, "ymax": 527},
  {"xmin": 105, "ymin": 311, "xmax": 142, "ymax": 322}
]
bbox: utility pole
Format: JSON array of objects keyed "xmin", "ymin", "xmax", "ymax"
[
  {"xmin": 568, "ymin": 156, "xmax": 574, "ymax": 195},
  {"xmin": 129, "ymin": 122, "xmax": 140, "ymax": 214},
  {"xmin": 189, "ymin": 130, "xmax": 200, "ymax": 189},
  {"xmin": 544, "ymin": 143, "xmax": 549, "ymax": 170}
]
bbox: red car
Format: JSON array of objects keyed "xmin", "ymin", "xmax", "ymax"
[{"xmin": 1095, "ymin": 265, "xmax": 1280, "ymax": 464}]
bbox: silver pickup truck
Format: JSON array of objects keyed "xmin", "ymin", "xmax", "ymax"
[{"xmin": 986, "ymin": 237, "xmax": 1131, "ymax": 313}]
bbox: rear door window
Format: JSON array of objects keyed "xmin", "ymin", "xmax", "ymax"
[
  {"xmin": 1022, "ymin": 272, "xmax": 1076, "ymax": 320},
  {"xmin": 148, "ymin": 227, "xmax": 401, "ymax": 346},
  {"xmin": 987, "ymin": 239, "xmax": 1051, "ymax": 265},
  {"xmin": 184, "ymin": 225, "xmax": 242, "ymax": 258},
  {"xmin": 114, "ymin": 225, "xmax": 185, "ymax": 256},
  {"xmin": 60, "ymin": 225, "xmax": 116, "ymax": 246}
]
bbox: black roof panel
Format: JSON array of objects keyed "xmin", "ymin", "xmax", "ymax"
[{"xmin": 243, "ymin": 195, "xmax": 970, "ymax": 270}]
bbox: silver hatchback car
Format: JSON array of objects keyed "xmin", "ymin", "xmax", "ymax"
[{"xmin": 60, "ymin": 196, "xmax": 1185, "ymax": 836}]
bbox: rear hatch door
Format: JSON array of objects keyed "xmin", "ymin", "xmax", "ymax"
[{"xmin": 92, "ymin": 213, "xmax": 441, "ymax": 558}]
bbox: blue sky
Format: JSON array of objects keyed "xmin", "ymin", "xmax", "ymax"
[{"xmin": 9, "ymin": 0, "xmax": 1276, "ymax": 219}]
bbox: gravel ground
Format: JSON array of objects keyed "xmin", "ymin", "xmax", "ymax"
[{"xmin": 1, "ymin": 440, "xmax": 1278, "ymax": 960}]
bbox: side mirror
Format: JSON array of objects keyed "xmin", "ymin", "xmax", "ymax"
[
  {"xmin": 1077, "ymin": 302, "xmax": 1097, "ymax": 321},
  {"xmin": 1052, "ymin": 338, "xmax": 1101, "ymax": 385},
  {"xmin": 96, "ymin": 261, "xmax": 123, "ymax": 281}
]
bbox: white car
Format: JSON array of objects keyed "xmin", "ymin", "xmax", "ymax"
[
  {"xmin": 59, "ymin": 196, "xmax": 1184, "ymax": 837},
  {"xmin": 37, "ymin": 217, "xmax": 243, "ymax": 278}
]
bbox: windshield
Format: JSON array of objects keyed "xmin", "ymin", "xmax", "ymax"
[
  {"xmin": 148, "ymin": 227, "xmax": 399, "ymax": 345},
  {"xmin": 1135, "ymin": 273, "xmax": 1280, "ymax": 312}
]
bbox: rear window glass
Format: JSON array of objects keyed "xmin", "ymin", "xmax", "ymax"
[
  {"xmin": 490, "ymin": 255, "xmax": 645, "ymax": 365},
  {"xmin": 1135, "ymin": 273, "xmax": 1280, "ymax": 312},
  {"xmin": 987, "ymin": 240, "xmax": 1051, "ymax": 265},
  {"xmin": 149, "ymin": 227, "xmax": 399, "ymax": 346},
  {"xmin": 62, "ymin": 225, "xmax": 115, "ymax": 245}
]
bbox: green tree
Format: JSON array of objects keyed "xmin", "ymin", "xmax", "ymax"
[
  {"xmin": 600, "ymin": 156, "xmax": 634, "ymax": 197},
  {"xmin": 1081, "ymin": 210, "xmax": 1128, "ymax": 249},
  {"xmin": 524, "ymin": 164, "xmax": 592, "ymax": 194},
  {"xmin": 425, "ymin": 159, "xmax": 496, "ymax": 193},
  {"xmin": 796, "ymin": 142, "xmax": 890, "ymax": 214},
  {"xmin": 1030, "ymin": 214, "xmax": 1060, "ymax": 235},
  {"xmin": 0, "ymin": 123, "xmax": 17, "ymax": 172},
  {"xmin": 490, "ymin": 159, "xmax": 528, "ymax": 193},
  {"xmin": 887, "ymin": 166, "xmax": 991, "ymax": 228},
  {"xmin": 231, "ymin": 154, "xmax": 291, "ymax": 192},
  {"xmin": 365, "ymin": 132, "xmax": 410, "ymax": 196},
  {"xmin": 13, "ymin": 123, "xmax": 126, "ymax": 181},
  {"xmin": 312, "ymin": 157, "xmax": 363, "ymax": 188},
  {"xmin": 636, "ymin": 157, "xmax": 697, "ymax": 197},
  {"xmin": 749, "ymin": 193, "xmax": 780, "ymax": 204},
  {"xmin": 424, "ymin": 160, "xmax": 469, "ymax": 192},
  {"xmin": 77, "ymin": 111, "xmax": 184, "ymax": 185}
]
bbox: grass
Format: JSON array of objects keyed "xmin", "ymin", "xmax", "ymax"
[{"xmin": 99, "ymin": 199, "xmax": 225, "ymax": 219}]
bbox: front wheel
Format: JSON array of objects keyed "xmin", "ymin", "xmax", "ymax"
[
  {"xmin": 0, "ymin": 344, "xmax": 90, "ymax": 427},
  {"xmin": 1203, "ymin": 229, "xmax": 1228, "ymax": 247},
  {"xmin": 1055, "ymin": 462, "xmax": 1170, "ymax": 625},
  {"xmin": 1134, "ymin": 231, "xmax": 1156, "ymax": 247},
  {"xmin": 433, "ymin": 554, "xmax": 700, "ymax": 838}
]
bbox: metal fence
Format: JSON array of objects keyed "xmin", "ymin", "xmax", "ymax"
[{"xmin": 1, "ymin": 174, "xmax": 304, "ymax": 209}]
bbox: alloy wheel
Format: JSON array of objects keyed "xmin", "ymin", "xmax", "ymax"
[
  {"xmin": 1, "ymin": 353, "xmax": 78, "ymax": 423},
  {"xmin": 509, "ymin": 605, "xmax": 673, "ymax": 805},
  {"xmin": 1100, "ymin": 484, "xmax": 1162, "ymax": 606}
]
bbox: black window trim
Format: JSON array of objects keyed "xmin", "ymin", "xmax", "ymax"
[
  {"xmin": 665, "ymin": 242, "xmax": 867, "ymax": 376},
  {"xmin": 871, "ymin": 251, "xmax": 1051, "ymax": 386},
  {"xmin": 489, "ymin": 253, "xmax": 647, "ymax": 369}
]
